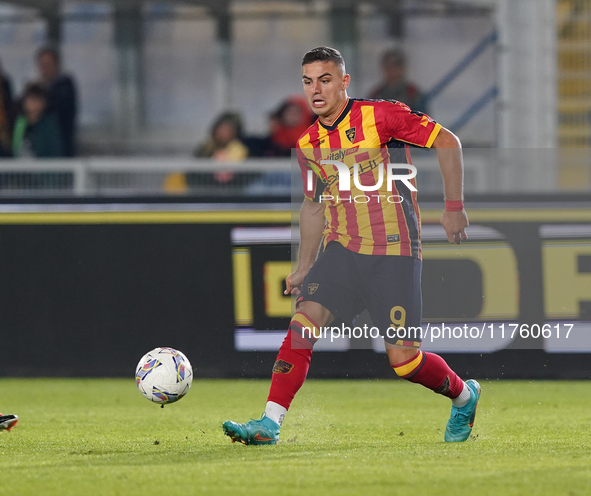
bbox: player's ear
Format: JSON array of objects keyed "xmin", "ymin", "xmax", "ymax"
[{"xmin": 342, "ymin": 74, "xmax": 351, "ymax": 90}]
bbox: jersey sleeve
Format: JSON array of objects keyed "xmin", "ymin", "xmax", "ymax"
[
  {"xmin": 375, "ymin": 100, "xmax": 441, "ymax": 148},
  {"xmin": 297, "ymin": 145, "xmax": 325, "ymax": 202}
]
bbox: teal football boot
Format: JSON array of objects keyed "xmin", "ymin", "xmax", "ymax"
[
  {"xmin": 222, "ymin": 414, "xmax": 280, "ymax": 445},
  {"xmin": 444, "ymin": 379, "xmax": 481, "ymax": 442}
]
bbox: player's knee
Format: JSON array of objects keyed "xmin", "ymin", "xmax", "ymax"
[
  {"xmin": 297, "ymin": 300, "xmax": 335, "ymax": 328},
  {"xmin": 388, "ymin": 347, "xmax": 421, "ymax": 372}
]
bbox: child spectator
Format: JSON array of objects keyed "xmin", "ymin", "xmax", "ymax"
[{"xmin": 12, "ymin": 83, "xmax": 63, "ymax": 158}]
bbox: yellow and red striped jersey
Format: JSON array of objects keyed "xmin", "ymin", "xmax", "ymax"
[{"xmin": 297, "ymin": 98, "xmax": 441, "ymax": 259}]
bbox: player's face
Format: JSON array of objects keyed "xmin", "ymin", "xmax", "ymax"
[{"xmin": 302, "ymin": 61, "xmax": 350, "ymax": 123}]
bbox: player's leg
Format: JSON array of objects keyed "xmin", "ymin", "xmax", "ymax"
[
  {"xmin": 265, "ymin": 300, "xmax": 334, "ymax": 425},
  {"xmin": 386, "ymin": 345, "xmax": 480, "ymax": 440},
  {"xmin": 365, "ymin": 255, "xmax": 480, "ymax": 442},
  {"xmin": 0, "ymin": 413, "xmax": 18, "ymax": 432},
  {"xmin": 387, "ymin": 345, "xmax": 469, "ymax": 402},
  {"xmin": 223, "ymin": 242, "xmax": 362, "ymax": 445},
  {"xmin": 222, "ymin": 301, "xmax": 335, "ymax": 445}
]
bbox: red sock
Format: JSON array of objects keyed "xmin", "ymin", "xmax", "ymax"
[
  {"xmin": 392, "ymin": 350, "xmax": 464, "ymax": 399},
  {"xmin": 267, "ymin": 312, "xmax": 318, "ymax": 410}
]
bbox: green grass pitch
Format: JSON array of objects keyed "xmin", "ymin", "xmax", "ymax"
[{"xmin": 1, "ymin": 378, "xmax": 590, "ymax": 496}]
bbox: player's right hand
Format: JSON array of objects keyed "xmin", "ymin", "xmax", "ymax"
[
  {"xmin": 284, "ymin": 271, "xmax": 306, "ymax": 295},
  {"xmin": 440, "ymin": 210, "xmax": 469, "ymax": 244}
]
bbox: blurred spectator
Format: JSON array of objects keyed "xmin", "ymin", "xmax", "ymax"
[
  {"xmin": 12, "ymin": 83, "xmax": 63, "ymax": 158},
  {"xmin": 192, "ymin": 111, "xmax": 248, "ymax": 185},
  {"xmin": 0, "ymin": 60, "xmax": 15, "ymax": 157},
  {"xmin": 164, "ymin": 112, "xmax": 250, "ymax": 193},
  {"xmin": 245, "ymin": 96, "xmax": 315, "ymax": 158},
  {"xmin": 243, "ymin": 115, "xmax": 279, "ymax": 158},
  {"xmin": 242, "ymin": 97, "xmax": 314, "ymax": 195},
  {"xmin": 37, "ymin": 46, "xmax": 78, "ymax": 157},
  {"xmin": 194, "ymin": 111, "xmax": 248, "ymax": 162},
  {"xmin": 269, "ymin": 96, "xmax": 315, "ymax": 156},
  {"xmin": 368, "ymin": 48, "xmax": 428, "ymax": 114}
]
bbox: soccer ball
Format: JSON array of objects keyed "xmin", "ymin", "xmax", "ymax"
[{"xmin": 135, "ymin": 347, "xmax": 193, "ymax": 405}]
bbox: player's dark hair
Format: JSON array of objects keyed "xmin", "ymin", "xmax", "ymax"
[{"xmin": 302, "ymin": 46, "xmax": 346, "ymax": 72}]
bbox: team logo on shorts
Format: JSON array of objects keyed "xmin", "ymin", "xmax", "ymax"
[
  {"xmin": 308, "ymin": 283, "xmax": 319, "ymax": 294},
  {"xmin": 345, "ymin": 127, "xmax": 356, "ymax": 143}
]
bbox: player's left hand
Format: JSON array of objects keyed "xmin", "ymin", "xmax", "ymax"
[{"xmin": 440, "ymin": 210, "xmax": 469, "ymax": 244}]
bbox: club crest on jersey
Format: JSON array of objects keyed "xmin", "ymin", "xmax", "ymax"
[
  {"xmin": 345, "ymin": 127, "xmax": 356, "ymax": 143},
  {"xmin": 308, "ymin": 283, "xmax": 319, "ymax": 294}
]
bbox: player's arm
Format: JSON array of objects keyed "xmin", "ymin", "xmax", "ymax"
[
  {"xmin": 432, "ymin": 127, "xmax": 469, "ymax": 244},
  {"xmin": 284, "ymin": 198, "xmax": 326, "ymax": 295}
]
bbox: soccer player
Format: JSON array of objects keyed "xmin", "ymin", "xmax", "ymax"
[
  {"xmin": 0, "ymin": 413, "xmax": 18, "ymax": 431},
  {"xmin": 223, "ymin": 46, "xmax": 479, "ymax": 445}
]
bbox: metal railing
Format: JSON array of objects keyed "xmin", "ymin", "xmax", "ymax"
[
  {"xmin": 0, "ymin": 151, "xmax": 563, "ymax": 198},
  {"xmin": 0, "ymin": 158, "xmax": 291, "ymax": 197}
]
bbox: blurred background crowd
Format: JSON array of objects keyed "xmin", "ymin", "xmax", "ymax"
[
  {"xmin": 0, "ymin": 40, "xmax": 427, "ymax": 162},
  {"xmin": 0, "ymin": 0, "xmax": 587, "ymax": 195},
  {"xmin": 0, "ymin": 46, "xmax": 76, "ymax": 159}
]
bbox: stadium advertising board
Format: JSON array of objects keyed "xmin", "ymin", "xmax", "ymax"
[
  {"xmin": 0, "ymin": 199, "xmax": 589, "ymax": 378},
  {"xmin": 232, "ymin": 218, "xmax": 591, "ymax": 356}
]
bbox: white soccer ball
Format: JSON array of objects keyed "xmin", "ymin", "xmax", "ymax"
[{"xmin": 135, "ymin": 347, "xmax": 193, "ymax": 405}]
